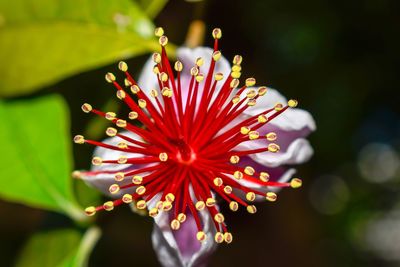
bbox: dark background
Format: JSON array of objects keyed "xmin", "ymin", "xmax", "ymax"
[{"xmin": 2, "ymin": 0, "xmax": 400, "ymax": 266}]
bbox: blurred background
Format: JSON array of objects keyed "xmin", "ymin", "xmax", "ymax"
[{"xmin": 1, "ymin": 0, "xmax": 399, "ymax": 266}]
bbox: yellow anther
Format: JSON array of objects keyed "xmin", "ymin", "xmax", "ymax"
[
  {"xmin": 230, "ymin": 155, "xmax": 240, "ymax": 164},
  {"xmin": 234, "ymin": 171, "xmax": 243, "ymax": 180},
  {"xmin": 190, "ymin": 67, "xmax": 199, "ymax": 76},
  {"xmin": 246, "ymin": 192, "xmax": 256, "ymax": 201},
  {"xmin": 246, "ymin": 89, "xmax": 257, "ymax": 99},
  {"xmin": 214, "ymin": 213, "xmax": 225, "ymax": 223},
  {"xmin": 153, "ymin": 65, "xmax": 160, "ymax": 74},
  {"xmin": 212, "ymin": 28, "xmax": 222, "ymax": 39},
  {"xmin": 249, "ymin": 131, "xmax": 259, "ymax": 140},
  {"xmin": 117, "ymin": 142, "xmax": 128, "ymax": 149},
  {"xmin": 73, "ymin": 135, "xmax": 85, "ymax": 144},
  {"xmin": 224, "ymin": 185, "xmax": 233, "ymax": 194},
  {"xmin": 258, "ymin": 86, "xmax": 268, "ymax": 96},
  {"xmin": 130, "ymin": 85, "xmax": 140, "ymax": 94},
  {"xmin": 85, "ymin": 206, "xmax": 96, "ymax": 216},
  {"xmin": 124, "ymin": 78, "xmax": 132, "ymax": 87},
  {"xmin": 162, "ymin": 201, "xmax": 172, "ymax": 211},
  {"xmin": 149, "ymin": 207, "xmax": 159, "ymax": 217},
  {"xmin": 103, "ymin": 201, "xmax": 114, "ymax": 211},
  {"xmin": 244, "ymin": 166, "xmax": 255, "ymax": 176},
  {"xmin": 109, "ymin": 184, "xmax": 120, "ymax": 194},
  {"xmin": 118, "ymin": 61, "xmax": 128, "ymax": 72},
  {"xmin": 233, "ymin": 55, "xmax": 243, "ymax": 65},
  {"xmin": 268, "ymin": 143, "xmax": 280, "ymax": 153},
  {"xmin": 231, "ymin": 65, "xmax": 241, "ymax": 72},
  {"xmin": 240, "ymin": 126, "xmax": 250, "ymax": 135},
  {"xmin": 114, "ymin": 172, "xmax": 124, "ymax": 181},
  {"xmin": 290, "ymin": 178, "xmax": 302, "ymax": 188},
  {"xmin": 159, "ymin": 152, "xmax": 168, "ymax": 162},
  {"xmin": 266, "ymin": 132, "xmax": 277, "ymax": 141},
  {"xmin": 136, "ymin": 186, "xmax": 146, "ymax": 195},
  {"xmin": 116, "ymin": 90, "xmax": 126, "ymax": 100},
  {"xmin": 128, "ymin": 111, "xmax": 138, "ymax": 120},
  {"xmin": 246, "ymin": 205, "xmax": 257, "ymax": 214},
  {"xmin": 92, "ymin": 157, "xmax": 102, "ymax": 166},
  {"xmin": 266, "ymin": 192, "xmax": 277, "ymax": 202},
  {"xmin": 212, "ymin": 51, "xmax": 222, "ymax": 61},
  {"xmin": 161, "ymin": 87, "xmax": 173, "ymax": 97},
  {"xmin": 195, "ymin": 201, "xmax": 205, "ymax": 211},
  {"xmin": 171, "ymin": 219, "xmax": 181, "ymax": 230},
  {"xmin": 259, "ymin": 172, "xmax": 270, "ymax": 182},
  {"xmin": 116, "ymin": 119, "xmax": 127, "ymax": 128},
  {"xmin": 174, "ymin": 61, "xmax": 183, "ymax": 72},
  {"xmin": 166, "ymin": 193, "xmax": 175, "ymax": 203},
  {"xmin": 132, "ymin": 175, "xmax": 143, "ymax": 185},
  {"xmin": 274, "ymin": 103, "xmax": 284, "ymax": 111},
  {"xmin": 196, "ymin": 57, "xmax": 204, "ymax": 67},
  {"xmin": 229, "ymin": 201, "xmax": 239, "ymax": 211},
  {"xmin": 231, "ymin": 71, "xmax": 241, "ymax": 79},
  {"xmin": 136, "ymin": 200, "xmax": 147, "ymax": 210},
  {"xmin": 224, "ymin": 232, "xmax": 233, "ymax": 244},
  {"xmin": 258, "ymin": 115, "xmax": 268, "ymax": 123},
  {"xmin": 206, "ymin": 198, "xmax": 216, "ymax": 207},
  {"xmin": 215, "ymin": 232, "xmax": 224, "ymax": 243},
  {"xmin": 138, "ymin": 99, "xmax": 147, "ymax": 108},
  {"xmin": 245, "ymin": 78, "xmax": 256, "ymax": 87},
  {"xmin": 105, "ymin": 72, "xmax": 116, "ymax": 83},
  {"xmin": 150, "ymin": 89, "xmax": 159, "ymax": 98},
  {"xmin": 247, "ymin": 99, "xmax": 257, "ymax": 106},
  {"xmin": 105, "ymin": 112, "xmax": 116, "ymax": 120},
  {"xmin": 154, "ymin": 27, "xmax": 164, "ymax": 37},
  {"xmin": 230, "ymin": 78, "xmax": 239, "ymax": 88},
  {"xmin": 72, "ymin": 170, "xmax": 82, "ymax": 179},
  {"xmin": 232, "ymin": 95, "xmax": 240, "ymax": 104},
  {"xmin": 214, "ymin": 72, "xmax": 224, "ymax": 81},
  {"xmin": 159, "ymin": 72, "xmax": 168, "ymax": 82},
  {"xmin": 197, "ymin": 231, "xmax": 207, "ymax": 242},
  {"xmin": 288, "ymin": 99, "xmax": 298, "ymax": 108},
  {"xmin": 105, "ymin": 127, "xmax": 117, "ymax": 137},
  {"xmin": 153, "ymin": 53, "xmax": 161, "ymax": 64},
  {"xmin": 118, "ymin": 155, "xmax": 128, "ymax": 164},
  {"xmin": 81, "ymin": 103, "xmax": 92, "ymax": 113},
  {"xmin": 159, "ymin": 35, "xmax": 168, "ymax": 46},
  {"xmin": 195, "ymin": 74, "xmax": 204, "ymax": 82},
  {"xmin": 122, "ymin": 194, "xmax": 133, "ymax": 203},
  {"xmin": 177, "ymin": 213, "xmax": 187, "ymax": 223},
  {"xmin": 213, "ymin": 177, "xmax": 223, "ymax": 187}
]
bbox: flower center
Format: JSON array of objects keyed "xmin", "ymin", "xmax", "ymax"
[{"xmin": 172, "ymin": 138, "xmax": 196, "ymax": 164}]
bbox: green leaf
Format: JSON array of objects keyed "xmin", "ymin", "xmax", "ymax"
[
  {"xmin": 16, "ymin": 227, "xmax": 101, "ymax": 267},
  {"xmin": 137, "ymin": 0, "xmax": 169, "ymax": 19},
  {"xmin": 0, "ymin": 94, "xmax": 85, "ymax": 221},
  {"xmin": 0, "ymin": 0, "xmax": 158, "ymax": 97}
]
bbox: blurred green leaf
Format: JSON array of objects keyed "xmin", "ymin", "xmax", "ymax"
[
  {"xmin": 0, "ymin": 94, "xmax": 85, "ymax": 221},
  {"xmin": 16, "ymin": 227, "xmax": 101, "ymax": 267},
  {"xmin": 137, "ymin": 0, "xmax": 169, "ymax": 19},
  {"xmin": 0, "ymin": 0, "xmax": 158, "ymax": 97}
]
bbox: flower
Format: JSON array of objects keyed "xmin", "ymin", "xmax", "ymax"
[{"xmin": 73, "ymin": 27, "xmax": 315, "ymax": 267}]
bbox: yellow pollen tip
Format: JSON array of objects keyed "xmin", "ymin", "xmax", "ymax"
[
  {"xmin": 81, "ymin": 103, "xmax": 92, "ymax": 113},
  {"xmin": 166, "ymin": 193, "xmax": 175, "ymax": 203},
  {"xmin": 231, "ymin": 65, "xmax": 241, "ymax": 72},
  {"xmin": 124, "ymin": 78, "xmax": 132, "ymax": 87},
  {"xmin": 136, "ymin": 200, "xmax": 147, "ymax": 210},
  {"xmin": 240, "ymin": 126, "xmax": 250, "ymax": 135},
  {"xmin": 103, "ymin": 201, "xmax": 114, "ymax": 211},
  {"xmin": 149, "ymin": 207, "xmax": 159, "ymax": 217},
  {"xmin": 247, "ymin": 99, "xmax": 257, "ymax": 106},
  {"xmin": 122, "ymin": 194, "xmax": 133, "ymax": 203},
  {"xmin": 230, "ymin": 155, "xmax": 240, "ymax": 164},
  {"xmin": 153, "ymin": 53, "xmax": 161, "ymax": 63},
  {"xmin": 224, "ymin": 185, "xmax": 232, "ymax": 194},
  {"xmin": 290, "ymin": 178, "xmax": 302, "ymax": 188},
  {"xmin": 247, "ymin": 205, "xmax": 257, "ymax": 214},
  {"xmin": 72, "ymin": 171, "xmax": 81, "ymax": 179},
  {"xmin": 128, "ymin": 111, "xmax": 138, "ymax": 120},
  {"xmin": 258, "ymin": 115, "xmax": 268, "ymax": 123},
  {"xmin": 118, "ymin": 61, "xmax": 128, "ymax": 72},
  {"xmin": 268, "ymin": 143, "xmax": 280, "ymax": 153},
  {"xmin": 92, "ymin": 157, "xmax": 102, "ymax": 166},
  {"xmin": 229, "ymin": 201, "xmax": 239, "ymax": 211},
  {"xmin": 214, "ymin": 72, "xmax": 224, "ymax": 81},
  {"xmin": 138, "ymin": 99, "xmax": 147, "ymax": 108},
  {"xmin": 212, "ymin": 51, "xmax": 222, "ymax": 61},
  {"xmin": 288, "ymin": 99, "xmax": 298, "ymax": 107},
  {"xmin": 106, "ymin": 127, "xmax": 117, "ymax": 137},
  {"xmin": 196, "ymin": 57, "xmax": 204, "ymax": 67},
  {"xmin": 215, "ymin": 232, "xmax": 224, "ymax": 243},
  {"xmin": 171, "ymin": 219, "xmax": 180, "ymax": 230},
  {"xmin": 162, "ymin": 87, "xmax": 173, "ymax": 97},
  {"xmin": 117, "ymin": 155, "xmax": 128, "ymax": 164},
  {"xmin": 246, "ymin": 89, "xmax": 257, "ymax": 99},
  {"xmin": 105, "ymin": 112, "xmax": 116, "ymax": 120},
  {"xmin": 234, "ymin": 170, "xmax": 243, "ymax": 180},
  {"xmin": 213, "ymin": 177, "xmax": 223, "ymax": 187},
  {"xmin": 266, "ymin": 132, "xmax": 277, "ymax": 141},
  {"xmin": 159, "ymin": 152, "xmax": 168, "ymax": 162},
  {"xmin": 114, "ymin": 172, "xmax": 124, "ymax": 181},
  {"xmin": 258, "ymin": 86, "xmax": 268, "ymax": 96},
  {"xmin": 73, "ymin": 135, "xmax": 85, "ymax": 144},
  {"xmin": 214, "ymin": 213, "xmax": 225, "ymax": 223},
  {"xmin": 232, "ymin": 95, "xmax": 240, "ymax": 104},
  {"xmin": 116, "ymin": 90, "xmax": 126, "ymax": 100},
  {"xmin": 230, "ymin": 78, "xmax": 239, "ymax": 88},
  {"xmin": 153, "ymin": 65, "xmax": 160, "ymax": 74},
  {"xmin": 212, "ymin": 28, "xmax": 222, "ymax": 39},
  {"xmin": 85, "ymin": 206, "xmax": 96, "ymax": 216},
  {"xmin": 154, "ymin": 27, "xmax": 164, "ymax": 37},
  {"xmin": 162, "ymin": 201, "xmax": 173, "ymax": 211},
  {"xmin": 195, "ymin": 74, "xmax": 204, "ymax": 82},
  {"xmin": 131, "ymin": 85, "xmax": 140, "ymax": 94},
  {"xmin": 136, "ymin": 186, "xmax": 146, "ymax": 195},
  {"xmin": 246, "ymin": 192, "xmax": 256, "ymax": 201},
  {"xmin": 274, "ymin": 103, "xmax": 284, "ymax": 111},
  {"xmin": 249, "ymin": 131, "xmax": 260, "ymax": 140},
  {"xmin": 159, "ymin": 35, "xmax": 168, "ymax": 46},
  {"xmin": 105, "ymin": 72, "xmax": 116, "ymax": 83},
  {"xmin": 245, "ymin": 78, "xmax": 256, "ymax": 87},
  {"xmin": 244, "ymin": 166, "xmax": 255, "ymax": 175},
  {"xmin": 159, "ymin": 72, "xmax": 168, "ymax": 82},
  {"xmin": 116, "ymin": 119, "xmax": 127, "ymax": 128},
  {"xmin": 197, "ymin": 231, "xmax": 207, "ymax": 242},
  {"xmin": 259, "ymin": 172, "xmax": 270, "ymax": 182},
  {"xmin": 117, "ymin": 142, "xmax": 128, "ymax": 149},
  {"xmin": 109, "ymin": 184, "xmax": 120, "ymax": 194},
  {"xmin": 266, "ymin": 192, "xmax": 277, "ymax": 202},
  {"xmin": 150, "ymin": 89, "xmax": 159, "ymax": 98},
  {"xmin": 206, "ymin": 198, "xmax": 216, "ymax": 207},
  {"xmin": 195, "ymin": 201, "xmax": 205, "ymax": 211},
  {"xmin": 190, "ymin": 67, "xmax": 199, "ymax": 76},
  {"xmin": 132, "ymin": 175, "xmax": 143, "ymax": 185},
  {"xmin": 224, "ymin": 232, "xmax": 233, "ymax": 244},
  {"xmin": 233, "ymin": 55, "xmax": 243, "ymax": 65},
  {"xmin": 177, "ymin": 213, "xmax": 187, "ymax": 223},
  {"xmin": 231, "ymin": 71, "xmax": 241, "ymax": 79},
  {"xmin": 174, "ymin": 61, "xmax": 183, "ymax": 72}
]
